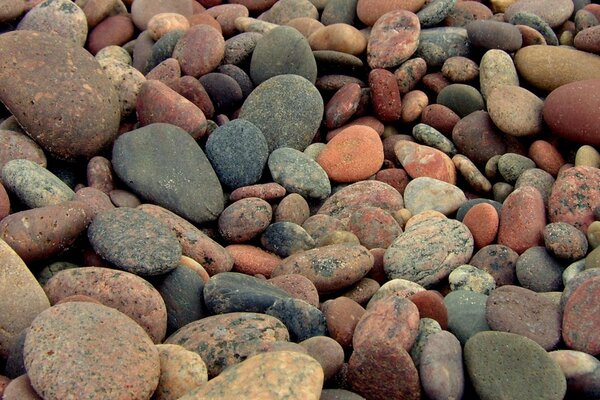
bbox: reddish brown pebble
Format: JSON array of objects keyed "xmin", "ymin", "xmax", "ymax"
[
  {"xmin": 367, "ymin": 248, "xmax": 387, "ymax": 283},
  {"xmin": 0, "ymin": 183, "xmax": 10, "ymax": 220},
  {"xmin": 322, "ymin": 297, "xmax": 366, "ymax": 349},
  {"xmin": 173, "ymin": 25, "xmax": 225, "ymax": 77},
  {"xmin": 367, "ymin": 9, "xmax": 421, "ymax": 69},
  {"xmin": 326, "ymin": 116, "xmax": 384, "ymax": 141},
  {"xmin": 528, "ymin": 140, "xmax": 566, "ymax": 177},
  {"xmin": 268, "ymin": 273, "xmax": 320, "ymax": 308},
  {"xmin": 136, "ymin": 80, "xmax": 207, "ymax": 139},
  {"xmin": 86, "ymin": 156, "xmax": 114, "ymax": 194},
  {"xmin": 463, "ymin": 203, "xmax": 499, "ymax": 249},
  {"xmin": 422, "ymin": 72, "xmax": 450, "ymax": 94},
  {"xmin": 274, "ymin": 193, "xmax": 310, "ymax": 225},
  {"xmin": 186, "ymin": 12, "xmax": 222, "ymax": 33},
  {"xmin": 227, "ymin": 244, "xmax": 281, "ymax": 278},
  {"xmin": 409, "ymin": 290, "xmax": 448, "ymax": 330},
  {"xmin": 204, "ymin": 4, "xmax": 249, "ymax": 37},
  {"xmin": 218, "ymin": 197, "xmax": 272, "ymax": 243},
  {"xmin": 168, "ymin": 75, "xmax": 215, "ymax": 119},
  {"xmin": 317, "ymin": 125, "xmax": 384, "ymax": 183},
  {"xmin": 3, "ymin": 375, "xmax": 41, "ymax": 400},
  {"xmin": 0, "ymin": 128, "xmax": 47, "ymax": 170},
  {"xmin": 445, "ymin": 1, "xmax": 493, "ymax": 27},
  {"xmin": 375, "ymin": 168, "xmax": 410, "ymax": 195},
  {"xmin": 87, "ymin": 14, "xmax": 134, "ymax": 55},
  {"xmin": 369, "ymin": 68, "xmax": 402, "ymax": 122},
  {"xmin": 470, "ymin": 244, "xmax": 519, "ymax": 286},
  {"xmin": 452, "ymin": 111, "xmax": 507, "ymax": 167},
  {"xmin": 300, "ymin": 336, "xmax": 345, "ymax": 381},
  {"xmin": 516, "ymin": 24, "xmax": 547, "ymax": 46},
  {"xmin": 357, "ymin": 0, "xmax": 426, "ymax": 26},
  {"xmin": 395, "ymin": 140, "xmax": 457, "ymax": 184},
  {"xmin": 341, "ymin": 277, "xmax": 381, "ymax": 306},
  {"xmin": 575, "ymin": 26, "xmax": 600, "ymax": 53},
  {"xmin": 146, "ymin": 58, "xmax": 182, "ymax": 82},
  {"xmin": 421, "ymin": 104, "xmax": 460, "ymax": 136},
  {"xmin": 401, "ymin": 90, "xmax": 428, "ymax": 123},
  {"xmin": 347, "ymin": 206, "xmax": 402, "ymax": 249},
  {"xmin": 324, "ymin": 83, "xmax": 362, "ymax": 129},
  {"xmin": 498, "ymin": 186, "xmax": 546, "ymax": 254},
  {"xmin": 229, "ymin": 182, "xmax": 286, "ymax": 202},
  {"xmin": 562, "ymin": 276, "xmax": 600, "ymax": 355}
]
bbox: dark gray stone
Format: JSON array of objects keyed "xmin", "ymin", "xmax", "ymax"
[
  {"xmin": 112, "ymin": 123, "xmax": 224, "ymax": 224},
  {"xmin": 217, "ymin": 64, "xmax": 254, "ymax": 99},
  {"xmin": 437, "ymin": 83, "xmax": 485, "ymax": 118},
  {"xmin": 416, "ymin": 27, "xmax": 471, "ymax": 67},
  {"xmin": 198, "ymin": 72, "xmax": 243, "ymax": 114},
  {"xmin": 203, "ymin": 272, "xmax": 291, "ymax": 315},
  {"xmin": 261, "ymin": 221, "xmax": 316, "ymax": 258},
  {"xmin": 321, "ymin": 0, "xmax": 358, "ymax": 25},
  {"xmin": 266, "ymin": 297, "xmax": 328, "ymax": 342},
  {"xmin": 516, "ymin": 246, "xmax": 564, "ymax": 292},
  {"xmin": 144, "ymin": 30, "xmax": 185, "ymax": 74},
  {"xmin": 88, "ymin": 208, "xmax": 181, "ymax": 276},
  {"xmin": 466, "ymin": 20, "xmax": 523, "ymax": 51},
  {"xmin": 239, "ymin": 74, "xmax": 323, "ymax": 152},
  {"xmin": 205, "ymin": 119, "xmax": 268, "ymax": 190},
  {"xmin": 250, "ymin": 26, "xmax": 317, "ymax": 85},
  {"xmin": 444, "ymin": 290, "xmax": 490, "ymax": 344},
  {"xmin": 417, "ymin": 0, "xmax": 458, "ymax": 28},
  {"xmin": 223, "ymin": 31, "xmax": 263, "ymax": 65}
]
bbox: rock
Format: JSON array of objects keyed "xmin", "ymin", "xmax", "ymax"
[
  {"xmin": 24, "ymin": 302, "xmax": 160, "ymax": 400},
  {"xmin": 0, "ymin": 30, "xmax": 120, "ymax": 160},
  {"xmin": 444, "ymin": 1, "xmax": 492, "ymax": 26},
  {"xmin": 466, "ymin": 20, "xmax": 522, "ymax": 51},
  {"xmin": 356, "ymin": 0, "xmax": 426, "ymax": 26},
  {"xmin": 203, "ymin": 271, "xmax": 290, "ymax": 314},
  {"xmin": 223, "ymin": 31, "xmax": 263, "ymax": 64},
  {"xmin": 147, "ymin": 12, "xmax": 190, "ymax": 40},
  {"xmin": 268, "ymin": 273, "xmax": 320, "ymax": 307},
  {"xmin": 515, "ymin": 45, "xmax": 600, "ymax": 92},
  {"xmin": 395, "ymin": 141, "xmax": 456, "ymax": 183},
  {"xmin": 0, "ymin": 239, "xmax": 49, "ymax": 359},
  {"xmin": 0, "ymin": 129, "xmax": 47, "ymax": 170},
  {"xmin": 2, "ymin": 374, "xmax": 41, "ymax": 400},
  {"xmin": 470, "ymin": 244, "xmax": 519, "ymax": 286},
  {"xmin": 17, "ymin": 0, "xmax": 88, "ymax": 46},
  {"xmin": 497, "ymin": 153, "xmax": 536, "ymax": 183},
  {"xmin": 44, "ymin": 266, "xmax": 167, "ymax": 343},
  {"xmin": 1, "ymin": 159, "xmax": 74, "ymax": 208},
  {"xmin": 112, "ymin": 123, "xmax": 224, "ymax": 224},
  {"xmin": 436, "ymin": 83, "xmax": 484, "ymax": 118},
  {"xmin": 369, "ymin": 69, "xmax": 402, "ymax": 121},
  {"xmin": 498, "ymin": 186, "xmax": 546, "ymax": 254},
  {"xmin": 308, "ymin": 23, "xmax": 366, "ymax": 56},
  {"xmin": 173, "ymin": 25, "xmax": 224, "ymax": 78},
  {"xmin": 403, "ymin": 177, "xmax": 466, "ymax": 216},
  {"xmin": 419, "ymin": 331, "xmax": 464, "ymax": 400},
  {"xmin": 299, "ymin": 336, "xmax": 344, "ymax": 381},
  {"xmin": 384, "ymin": 218, "xmax": 473, "ymax": 287},
  {"xmin": 575, "ymin": 25, "xmax": 600, "ymax": 53},
  {"xmin": 275, "ymin": 193, "xmax": 310, "ymax": 225},
  {"xmin": 549, "ymin": 350, "xmax": 600, "ymax": 399},
  {"xmin": 479, "ymin": 49, "xmax": 519, "ymax": 100},
  {"xmin": 230, "ymin": 182, "xmax": 286, "ymax": 202},
  {"xmin": 449, "ymin": 264, "xmax": 496, "ymax": 294},
  {"xmin": 444, "ymin": 290, "xmax": 490, "ymax": 344},
  {"xmin": 87, "ymin": 207, "xmax": 181, "ymax": 276},
  {"xmin": 367, "ymin": 10, "xmax": 421, "ymax": 69},
  {"xmin": 259, "ymin": 0, "xmax": 318, "ymax": 24},
  {"xmin": 347, "ymin": 206, "xmax": 402, "ymax": 249},
  {"xmin": 198, "ymin": 72, "xmax": 243, "ymax": 113},
  {"xmin": 514, "ymin": 168, "xmax": 555, "ymax": 205},
  {"xmin": 548, "ymin": 166, "xmax": 599, "ymax": 233},
  {"xmin": 239, "ymin": 74, "xmax": 323, "ymax": 151},
  {"xmin": 452, "ymin": 111, "xmax": 507, "ymax": 167},
  {"xmin": 441, "ymin": 55, "xmax": 479, "ymax": 82},
  {"xmin": 164, "ymin": 312, "xmax": 289, "ymax": 377},
  {"xmin": 464, "ymin": 331, "xmax": 567, "ymax": 400},
  {"xmin": 0, "ymin": 202, "xmax": 88, "ymax": 263},
  {"xmin": 0, "ymin": 0, "xmax": 24, "ymax": 23},
  {"xmin": 515, "ymin": 246, "xmax": 564, "ymax": 293},
  {"xmin": 321, "ymin": 296, "xmax": 365, "ymax": 349},
  {"xmin": 317, "ymin": 125, "xmax": 384, "ymax": 183},
  {"xmin": 250, "ymin": 26, "xmax": 316, "ymax": 85},
  {"xmin": 321, "ymin": 0, "xmax": 358, "ymax": 25},
  {"xmin": 272, "ymin": 243, "xmax": 374, "ymax": 293},
  {"xmin": 87, "ymin": 14, "xmax": 134, "ymax": 55},
  {"xmin": 463, "ymin": 203, "xmax": 499, "ymax": 249},
  {"xmin": 130, "ymin": 0, "xmax": 193, "ymax": 30},
  {"xmin": 178, "ymin": 351, "xmax": 323, "ymax": 400},
  {"xmin": 268, "ymin": 147, "xmax": 331, "ymax": 199},
  {"xmin": 562, "ymin": 276, "xmax": 600, "ymax": 355},
  {"xmin": 544, "ymin": 222, "xmax": 589, "ymax": 260},
  {"xmin": 416, "ymin": 27, "xmax": 471, "ymax": 67},
  {"xmin": 504, "ymin": 0, "xmax": 573, "ymax": 28},
  {"xmin": 487, "ymin": 85, "xmax": 543, "ymax": 137},
  {"xmin": 486, "ymin": 285, "xmax": 562, "ymax": 350},
  {"xmin": 417, "ymin": 0, "xmax": 457, "ymax": 28},
  {"xmin": 509, "ymin": 11, "xmax": 558, "ymax": 46},
  {"xmin": 266, "ymin": 298, "xmax": 328, "ymax": 342},
  {"xmin": 260, "ymin": 221, "xmax": 315, "ymax": 257},
  {"xmin": 98, "ymin": 58, "xmax": 145, "ymax": 117},
  {"xmin": 154, "ymin": 344, "xmax": 208, "ymax": 400},
  {"xmin": 218, "ymin": 197, "xmax": 272, "ymax": 243}
]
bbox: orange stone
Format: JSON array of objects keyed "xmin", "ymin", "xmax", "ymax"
[{"xmin": 462, "ymin": 203, "xmax": 500, "ymax": 249}]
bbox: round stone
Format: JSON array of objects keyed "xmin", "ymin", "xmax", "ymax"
[
  {"xmin": 218, "ymin": 197, "xmax": 272, "ymax": 243},
  {"xmin": 487, "ymin": 85, "xmax": 544, "ymax": 137},
  {"xmin": 24, "ymin": 302, "xmax": 160, "ymax": 400},
  {"xmin": 562, "ymin": 276, "xmax": 600, "ymax": 355},
  {"xmin": 403, "ymin": 177, "xmax": 466, "ymax": 216},
  {"xmin": 444, "ymin": 290, "xmax": 490, "ymax": 344},
  {"xmin": 543, "ymin": 222, "xmax": 589, "ymax": 260},
  {"xmin": 268, "ymin": 147, "xmax": 331, "ymax": 199},
  {"xmin": 466, "ymin": 20, "xmax": 522, "ymax": 51},
  {"xmin": 367, "ymin": 9, "xmax": 421, "ymax": 69},
  {"xmin": 516, "ymin": 246, "xmax": 564, "ymax": 293},
  {"xmin": 154, "ymin": 344, "xmax": 208, "ymax": 400},
  {"xmin": 17, "ymin": 0, "xmax": 88, "ymax": 46},
  {"xmin": 437, "ymin": 83, "xmax": 485, "ymax": 118},
  {"xmin": 131, "ymin": 0, "xmax": 193, "ymax": 30}
]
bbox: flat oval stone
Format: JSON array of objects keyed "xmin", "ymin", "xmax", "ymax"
[
  {"xmin": 198, "ymin": 72, "xmax": 243, "ymax": 113},
  {"xmin": 0, "ymin": 31, "xmax": 120, "ymax": 161},
  {"xmin": 505, "ymin": 0, "xmax": 573, "ymax": 28},
  {"xmin": 509, "ymin": 11, "xmax": 558, "ymax": 46},
  {"xmin": 205, "ymin": 119, "xmax": 268, "ymax": 190},
  {"xmin": 357, "ymin": 0, "xmax": 426, "ymax": 26},
  {"xmin": 543, "ymin": 79, "xmax": 600, "ymax": 146},
  {"xmin": 44, "ymin": 266, "xmax": 167, "ymax": 343},
  {"xmin": 173, "ymin": 25, "xmax": 224, "ymax": 78},
  {"xmin": 203, "ymin": 271, "xmax": 290, "ymax": 314},
  {"xmin": 463, "ymin": 203, "xmax": 499, "ymax": 249},
  {"xmin": 1, "ymin": 159, "xmax": 74, "ymax": 208},
  {"xmin": 575, "ymin": 25, "xmax": 600, "ymax": 53},
  {"xmin": 227, "ymin": 244, "xmax": 281, "ymax": 277},
  {"xmin": 271, "ymin": 243, "xmax": 374, "ymax": 293},
  {"xmin": 515, "ymin": 246, "xmax": 564, "ymax": 292},
  {"xmin": 549, "ymin": 350, "xmax": 600, "ymax": 399},
  {"xmin": 369, "ymin": 69, "xmax": 402, "ymax": 121},
  {"xmin": 449, "ymin": 264, "xmax": 496, "ymax": 295},
  {"xmin": 470, "ymin": 244, "xmax": 519, "ymax": 287},
  {"xmin": 466, "ymin": 20, "xmax": 522, "ymax": 51},
  {"xmin": 486, "ymin": 285, "xmax": 562, "ymax": 350},
  {"xmin": 324, "ymin": 83, "xmax": 362, "ymax": 129},
  {"xmin": 24, "ymin": 302, "xmax": 160, "ymax": 400},
  {"xmin": 403, "ymin": 177, "xmax": 466, "ymax": 216},
  {"xmin": 0, "ymin": 239, "xmax": 49, "ymax": 359},
  {"xmin": 218, "ymin": 197, "xmax": 272, "ymax": 243},
  {"xmin": 112, "ymin": 123, "xmax": 224, "ymax": 224},
  {"xmin": 165, "ymin": 312, "xmax": 289, "ymax": 377},
  {"xmin": 178, "ymin": 351, "xmax": 323, "ymax": 400},
  {"xmin": 418, "ymin": 0, "xmax": 457, "ymax": 27},
  {"xmin": 416, "ymin": 27, "xmax": 471, "ymax": 67},
  {"xmin": 17, "ymin": 0, "xmax": 88, "ymax": 46},
  {"xmin": 384, "ymin": 218, "xmax": 474, "ymax": 287},
  {"xmin": 487, "ymin": 85, "xmax": 544, "ymax": 137},
  {"xmin": 420, "ymin": 331, "xmax": 464, "ymax": 400},
  {"xmin": 154, "ymin": 344, "xmax": 208, "ymax": 400},
  {"xmin": 562, "ymin": 276, "xmax": 600, "ymax": 355},
  {"xmin": 0, "ymin": 202, "xmax": 88, "ymax": 263},
  {"xmin": 223, "ymin": 31, "xmax": 263, "ymax": 65},
  {"xmin": 269, "ymin": 273, "xmax": 320, "ymax": 307},
  {"xmin": 0, "ymin": 129, "xmax": 46, "ymax": 170},
  {"xmin": 515, "ymin": 45, "xmax": 600, "ymax": 92},
  {"xmin": 88, "ymin": 207, "xmax": 181, "ymax": 276},
  {"xmin": 544, "ymin": 222, "xmax": 588, "ymax": 261},
  {"xmin": 250, "ymin": 26, "xmax": 317, "ymax": 85},
  {"xmin": 395, "ymin": 141, "xmax": 456, "ymax": 183},
  {"xmin": 239, "ymin": 74, "xmax": 323, "ymax": 152},
  {"xmin": 367, "ymin": 10, "xmax": 420, "ymax": 69},
  {"xmin": 347, "ymin": 206, "xmax": 402, "ymax": 249},
  {"xmin": 131, "ymin": 0, "xmax": 193, "ymax": 30},
  {"xmin": 464, "ymin": 331, "xmax": 567, "ymax": 400},
  {"xmin": 479, "ymin": 48, "xmax": 519, "ymax": 100},
  {"xmin": 548, "ymin": 166, "xmax": 599, "ymax": 233},
  {"xmin": 444, "ymin": 290, "xmax": 490, "ymax": 344},
  {"xmin": 268, "ymin": 147, "xmax": 331, "ymax": 199},
  {"xmin": 308, "ymin": 23, "xmax": 366, "ymax": 56},
  {"xmin": 452, "ymin": 112, "xmax": 505, "ymax": 168},
  {"xmin": 87, "ymin": 14, "xmax": 135, "ymax": 55},
  {"xmin": 436, "ymin": 83, "xmax": 484, "ymax": 118},
  {"xmin": 266, "ymin": 298, "xmax": 327, "ymax": 342}
]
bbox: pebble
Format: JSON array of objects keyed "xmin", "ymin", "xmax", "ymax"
[
  {"xmin": 509, "ymin": 11, "xmax": 559, "ymax": 46},
  {"xmin": 445, "ymin": 1, "xmax": 492, "ymax": 26},
  {"xmin": 218, "ymin": 197, "xmax": 272, "ymax": 243},
  {"xmin": 260, "ymin": 221, "xmax": 315, "ymax": 257},
  {"xmin": 462, "ymin": 202, "xmax": 499, "ymax": 249},
  {"xmin": 466, "ymin": 20, "xmax": 523, "ymax": 51},
  {"xmin": 154, "ymin": 344, "xmax": 208, "ymax": 400},
  {"xmin": 347, "ymin": 206, "xmax": 401, "ymax": 249},
  {"xmin": 308, "ymin": 23, "xmax": 366, "ymax": 56},
  {"xmin": 179, "ymin": 351, "xmax": 323, "ymax": 400},
  {"xmin": 173, "ymin": 25, "xmax": 224, "ymax": 78},
  {"xmin": 268, "ymin": 273, "xmax": 320, "ymax": 307},
  {"xmin": 321, "ymin": 296, "xmax": 365, "ymax": 349},
  {"xmin": 436, "ymin": 83, "xmax": 485, "ymax": 118},
  {"xmin": 394, "ymin": 57, "xmax": 428, "ymax": 95},
  {"xmin": 356, "ymin": 0, "xmax": 426, "ymax": 26},
  {"xmin": 417, "ymin": 0, "xmax": 457, "ymax": 28},
  {"xmin": 515, "ymin": 246, "xmax": 564, "ymax": 293},
  {"xmin": 419, "ymin": 331, "xmax": 464, "ymax": 400},
  {"xmin": 165, "ymin": 312, "xmax": 289, "ymax": 377},
  {"xmin": 17, "ymin": 0, "xmax": 88, "ymax": 46},
  {"xmin": 2, "ymin": 374, "xmax": 41, "ymax": 400},
  {"xmin": 409, "ymin": 318, "xmax": 442, "ymax": 368},
  {"xmin": 575, "ymin": 144, "xmax": 600, "ymax": 168},
  {"xmin": 300, "ymin": 336, "xmax": 344, "ymax": 381},
  {"xmin": 544, "ymin": 222, "xmax": 589, "ymax": 260},
  {"xmin": 286, "ymin": 17, "xmax": 324, "ymax": 38},
  {"xmin": 479, "ymin": 49, "xmax": 520, "ymax": 100},
  {"xmin": 384, "ymin": 217, "xmax": 473, "ymax": 287},
  {"xmin": 416, "ymin": 27, "xmax": 471, "ymax": 67},
  {"xmin": 487, "ymin": 85, "xmax": 543, "ymax": 137},
  {"xmin": 409, "ymin": 290, "xmax": 448, "ymax": 329},
  {"xmin": 259, "ymin": 0, "xmax": 318, "ymax": 25},
  {"xmin": 87, "ymin": 14, "xmax": 134, "ymax": 55},
  {"xmin": 412, "ymin": 123, "xmax": 457, "ymax": 156},
  {"xmin": 395, "ymin": 141, "xmax": 457, "ymax": 183},
  {"xmin": 367, "ymin": 10, "xmax": 421, "ymax": 69},
  {"xmin": 444, "ymin": 290, "xmax": 490, "ymax": 344},
  {"xmin": 504, "ymin": 0, "xmax": 573, "ymax": 28},
  {"xmin": 449, "ymin": 264, "xmax": 496, "ymax": 295},
  {"xmin": 266, "ymin": 298, "xmax": 328, "ymax": 342},
  {"xmin": 441, "ymin": 56, "xmax": 479, "ymax": 82},
  {"xmin": 588, "ymin": 221, "xmax": 600, "ymax": 249},
  {"xmin": 549, "ymin": 350, "xmax": 600, "ymax": 399},
  {"xmin": 497, "ymin": 152, "xmax": 536, "ymax": 183},
  {"xmin": 223, "ymin": 31, "xmax": 262, "ymax": 64},
  {"xmin": 24, "ymin": 302, "xmax": 160, "ymax": 400},
  {"xmin": 0, "ymin": 128, "xmax": 47, "ymax": 170},
  {"xmin": 147, "ymin": 13, "xmax": 190, "ymax": 40},
  {"xmin": 562, "ymin": 276, "xmax": 600, "ymax": 355},
  {"xmin": 130, "ymin": 0, "xmax": 193, "ymax": 30},
  {"xmin": 404, "ymin": 177, "xmax": 466, "ymax": 216},
  {"xmin": 528, "ymin": 140, "xmax": 566, "ymax": 176},
  {"xmin": 464, "ymin": 331, "xmax": 567, "ymax": 400},
  {"xmin": 369, "ymin": 69, "xmax": 402, "ymax": 122},
  {"xmin": 44, "ymin": 266, "xmax": 167, "ymax": 343}
]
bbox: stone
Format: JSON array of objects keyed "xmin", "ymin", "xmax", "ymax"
[
  {"xmin": 441, "ymin": 56, "xmax": 479, "ymax": 82},
  {"xmin": 87, "ymin": 207, "xmax": 181, "ymax": 276},
  {"xmin": 514, "ymin": 168, "xmax": 555, "ymax": 205},
  {"xmin": 356, "ymin": 0, "xmax": 426, "ymax": 26},
  {"xmin": 463, "ymin": 203, "xmax": 499, "ymax": 249},
  {"xmin": 268, "ymin": 274, "xmax": 320, "ymax": 307},
  {"xmin": 272, "ymin": 243, "xmax": 374, "ymax": 293},
  {"xmin": 321, "ymin": 296, "xmax": 365, "ymax": 349},
  {"xmin": 130, "ymin": 0, "xmax": 193, "ymax": 30},
  {"xmin": 395, "ymin": 141, "xmax": 456, "ymax": 183},
  {"xmin": 112, "ymin": 123, "xmax": 224, "ymax": 224},
  {"xmin": 444, "ymin": 290, "xmax": 491, "ymax": 344},
  {"xmin": 250, "ymin": 26, "xmax": 317, "ymax": 85},
  {"xmin": 516, "ymin": 246, "xmax": 564, "ymax": 293},
  {"xmin": 258, "ymin": 0, "xmax": 318, "ymax": 24},
  {"xmin": 266, "ymin": 298, "xmax": 328, "ymax": 342},
  {"xmin": 230, "ymin": 182, "xmax": 286, "ymax": 202},
  {"xmin": 419, "ymin": 331, "xmax": 464, "ymax": 400},
  {"xmin": 0, "ymin": 129, "xmax": 46, "ymax": 170},
  {"xmin": 227, "ymin": 244, "xmax": 281, "ymax": 278},
  {"xmin": 24, "ymin": 302, "xmax": 160, "ymax": 400},
  {"xmin": 44, "ymin": 266, "xmax": 167, "ymax": 343},
  {"xmin": 223, "ymin": 31, "xmax": 263, "ymax": 65},
  {"xmin": 466, "ymin": 20, "xmax": 522, "ymax": 51},
  {"xmin": 87, "ymin": 14, "xmax": 134, "ymax": 55},
  {"xmin": 562, "ymin": 276, "xmax": 600, "ymax": 355},
  {"xmin": 2, "ymin": 375, "xmax": 41, "ymax": 400},
  {"xmin": 239, "ymin": 74, "xmax": 323, "ymax": 151},
  {"xmin": 416, "ymin": 27, "xmax": 471, "ymax": 67},
  {"xmin": 549, "ymin": 350, "xmax": 600, "ymax": 399},
  {"xmin": 198, "ymin": 72, "xmax": 243, "ymax": 113},
  {"xmin": 470, "ymin": 244, "xmax": 519, "ymax": 287},
  {"xmin": 575, "ymin": 25, "xmax": 600, "ymax": 53},
  {"xmin": 449, "ymin": 264, "xmax": 496, "ymax": 294},
  {"xmin": 487, "ymin": 85, "xmax": 543, "ymax": 137},
  {"xmin": 509, "ymin": 11, "xmax": 558, "ymax": 46},
  {"xmin": 98, "ymin": 58, "xmax": 145, "ymax": 117},
  {"xmin": 321, "ymin": 0, "xmax": 358, "ymax": 25},
  {"xmin": 464, "ymin": 331, "xmax": 567, "ymax": 400},
  {"xmin": 164, "ymin": 312, "xmax": 289, "ymax": 377},
  {"xmin": 369, "ymin": 69, "xmax": 402, "ymax": 121},
  {"xmin": 444, "ymin": 1, "xmax": 492, "ymax": 26},
  {"xmin": 268, "ymin": 147, "xmax": 331, "ymax": 199},
  {"xmin": 486, "ymin": 285, "xmax": 562, "ymax": 350},
  {"xmin": 308, "ymin": 23, "xmax": 366, "ymax": 56},
  {"xmin": 403, "ymin": 177, "xmax": 466, "ymax": 216},
  {"xmin": 260, "ymin": 221, "xmax": 315, "ymax": 257},
  {"xmin": 436, "ymin": 83, "xmax": 484, "ymax": 118},
  {"xmin": 452, "ymin": 111, "xmax": 506, "ymax": 167},
  {"xmin": 218, "ymin": 197, "xmax": 272, "ymax": 243},
  {"xmin": 154, "ymin": 344, "xmax": 208, "ymax": 400},
  {"xmin": 173, "ymin": 25, "xmax": 224, "ymax": 78},
  {"xmin": 347, "ymin": 206, "xmax": 402, "ymax": 249},
  {"xmin": 203, "ymin": 272, "xmax": 290, "ymax": 314},
  {"xmin": 300, "ymin": 336, "xmax": 344, "ymax": 381},
  {"xmin": 417, "ymin": 0, "xmax": 457, "ymax": 28},
  {"xmin": 17, "ymin": 0, "xmax": 88, "ymax": 46},
  {"xmin": 274, "ymin": 193, "xmax": 310, "ymax": 225},
  {"xmin": 367, "ymin": 9, "xmax": 421, "ymax": 69},
  {"xmin": 178, "ymin": 351, "xmax": 323, "ymax": 400},
  {"xmin": 0, "ymin": 31, "xmax": 120, "ymax": 161},
  {"xmin": 384, "ymin": 218, "xmax": 473, "ymax": 287},
  {"xmin": 479, "ymin": 49, "xmax": 519, "ymax": 100},
  {"xmin": 544, "ymin": 222, "xmax": 589, "ymax": 261},
  {"xmin": 504, "ymin": 0, "xmax": 573, "ymax": 27}
]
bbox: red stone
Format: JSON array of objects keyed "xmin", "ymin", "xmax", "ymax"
[
  {"xmin": 324, "ymin": 83, "xmax": 362, "ymax": 129},
  {"xmin": 563, "ymin": 276, "xmax": 600, "ymax": 355},
  {"xmin": 87, "ymin": 15, "xmax": 134, "ymax": 55},
  {"xmin": 409, "ymin": 290, "xmax": 448, "ymax": 329},
  {"xmin": 227, "ymin": 244, "xmax": 281, "ymax": 278},
  {"xmin": 394, "ymin": 140, "xmax": 456, "ymax": 184},
  {"xmin": 463, "ymin": 202, "xmax": 499, "ymax": 249},
  {"xmin": 367, "ymin": 9, "xmax": 421, "ymax": 69},
  {"xmin": 173, "ymin": 25, "xmax": 225, "ymax": 78},
  {"xmin": 528, "ymin": 140, "xmax": 565, "ymax": 177},
  {"xmin": 322, "ymin": 296, "xmax": 366, "ymax": 349},
  {"xmin": 369, "ymin": 69, "xmax": 402, "ymax": 121}
]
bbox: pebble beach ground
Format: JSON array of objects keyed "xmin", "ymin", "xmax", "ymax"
[{"xmin": 0, "ymin": 0, "xmax": 599, "ymax": 399}]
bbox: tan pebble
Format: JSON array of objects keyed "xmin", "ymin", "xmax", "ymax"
[
  {"xmin": 285, "ymin": 17, "xmax": 324, "ymax": 38},
  {"xmin": 441, "ymin": 56, "xmax": 479, "ymax": 82},
  {"xmin": 401, "ymin": 90, "xmax": 428, "ymax": 123},
  {"xmin": 148, "ymin": 13, "xmax": 190, "ymax": 41},
  {"xmin": 490, "ymin": 0, "xmax": 519, "ymax": 13},
  {"xmin": 588, "ymin": 221, "xmax": 600, "ymax": 249},
  {"xmin": 155, "ymin": 344, "xmax": 208, "ymax": 400},
  {"xmin": 404, "ymin": 210, "xmax": 447, "ymax": 230},
  {"xmin": 560, "ymin": 30, "xmax": 574, "ymax": 46},
  {"xmin": 308, "ymin": 23, "xmax": 367, "ymax": 56},
  {"xmin": 318, "ymin": 230, "xmax": 361, "ymax": 247},
  {"xmin": 453, "ymin": 154, "xmax": 492, "ymax": 193},
  {"xmin": 575, "ymin": 145, "xmax": 600, "ymax": 168},
  {"xmin": 485, "ymin": 154, "xmax": 502, "ymax": 180},
  {"xmin": 234, "ymin": 16, "xmax": 277, "ymax": 33},
  {"xmin": 187, "ymin": 13, "xmax": 222, "ymax": 33}
]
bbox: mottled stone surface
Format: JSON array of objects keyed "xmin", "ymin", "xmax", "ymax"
[
  {"xmin": 154, "ymin": 344, "xmax": 208, "ymax": 400},
  {"xmin": 24, "ymin": 302, "xmax": 160, "ymax": 400},
  {"xmin": 266, "ymin": 298, "xmax": 328, "ymax": 342},
  {"xmin": 269, "ymin": 147, "xmax": 331, "ymax": 199},
  {"xmin": 419, "ymin": 331, "xmax": 464, "ymax": 400},
  {"xmin": 444, "ymin": 290, "xmax": 490, "ymax": 344},
  {"xmin": 562, "ymin": 276, "xmax": 600, "ymax": 355},
  {"xmin": 367, "ymin": 10, "xmax": 420, "ymax": 69},
  {"xmin": 403, "ymin": 177, "xmax": 466, "ymax": 216}
]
